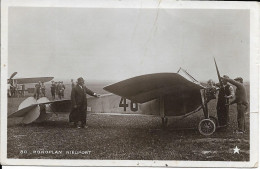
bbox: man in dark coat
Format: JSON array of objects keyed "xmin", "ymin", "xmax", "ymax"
[
  {"xmin": 216, "ymin": 75, "xmax": 234, "ymax": 127},
  {"xmin": 222, "ymin": 76, "xmax": 248, "ymax": 133},
  {"xmin": 70, "ymin": 77, "xmax": 100, "ymax": 128}
]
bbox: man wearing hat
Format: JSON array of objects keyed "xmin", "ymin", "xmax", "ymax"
[
  {"xmin": 70, "ymin": 77, "xmax": 100, "ymax": 128},
  {"xmin": 216, "ymin": 75, "xmax": 234, "ymax": 128},
  {"xmin": 222, "ymin": 76, "xmax": 248, "ymax": 133}
]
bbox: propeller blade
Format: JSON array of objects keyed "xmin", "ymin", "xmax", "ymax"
[
  {"xmin": 213, "ymin": 57, "xmax": 223, "ymax": 88},
  {"xmin": 9, "ymin": 72, "xmax": 17, "ymax": 79}
]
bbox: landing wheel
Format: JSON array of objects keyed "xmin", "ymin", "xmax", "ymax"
[
  {"xmin": 161, "ymin": 117, "xmax": 168, "ymax": 128},
  {"xmin": 209, "ymin": 116, "xmax": 218, "ymax": 127},
  {"xmin": 198, "ymin": 119, "xmax": 216, "ymax": 136}
]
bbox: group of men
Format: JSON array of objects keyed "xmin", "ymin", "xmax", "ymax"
[
  {"xmin": 208, "ymin": 75, "xmax": 248, "ymax": 134},
  {"xmin": 50, "ymin": 81, "xmax": 66, "ymax": 100},
  {"xmin": 34, "ymin": 81, "xmax": 46, "ymax": 100}
]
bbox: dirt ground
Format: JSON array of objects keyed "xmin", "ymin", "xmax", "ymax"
[{"xmin": 7, "ymin": 83, "xmax": 250, "ymax": 161}]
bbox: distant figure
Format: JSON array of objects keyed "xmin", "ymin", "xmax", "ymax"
[
  {"xmin": 17, "ymin": 84, "xmax": 22, "ymax": 97},
  {"xmin": 57, "ymin": 81, "xmax": 62, "ymax": 99},
  {"xmin": 71, "ymin": 79, "xmax": 75, "ymax": 89},
  {"xmin": 61, "ymin": 81, "xmax": 65, "ymax": 98},
  {"xmin": 70, "ymin": 77, "xmax": 100, "ymax": 128},
  {"xmin": 14, "ymin": 83, "xmax": 18, "ymax": 97},
  {"xmin": 34, "ymin": 81, "xmax": 41, "ymax": 100},
  {"xmin": 21, "ymin": 84, "xmax": 25, "ymax": 97},
  {"xmin": 50, "ymin": 81, "xmax": 56, "ymax": 99},
  {"xmin": 7, "ymin": 82, "xmax": 11, "ymax": 97},
  {"xmin": 10, "ymin": 83, "xmax": 15, "ymax": 97},
  {"xmin": 222, "ymin": 76, "xmax": 248, "ymax": 133},
  {"xmin": 216, "ymin": 75, "xmax": 234, "ymax": 127},
  {"xmin": 55, "ymin": 82, "xmax": 59, "ymax": 96},
  {"xmin": 41, "ymin": 82, "xmax": 46, "ymax": 97}
]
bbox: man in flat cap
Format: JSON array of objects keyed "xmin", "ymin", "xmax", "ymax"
[
  {"xmin": 70, "ymin": 77, "xmax": 100, "ymax": 128},
  {"xmin": 216, "ymin": 75, "xmax": 234, "ymax": 128},
  {"xmin": 222, "ymin": 76, "xmax": 248, "ymax": 134}
]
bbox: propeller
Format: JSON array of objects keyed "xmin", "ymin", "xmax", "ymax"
[
  {"xmin": 213, "ymin": 58, "xmax": 224, "ymax": 89},
  {"xmin": 9, "ymin": 72, "xmax": 17, "ymax": 80},
  {"xmin": 8, "ymin": 72, "xmax": 17, "ymax": 84},
  {"xmin": 214, "ymin": 57, "xmax": 228, "ymax": 104}
]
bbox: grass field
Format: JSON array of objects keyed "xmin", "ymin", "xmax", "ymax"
[{"xmin": 7, "ymin": 83, "xmax": 250, "ymax": 161}]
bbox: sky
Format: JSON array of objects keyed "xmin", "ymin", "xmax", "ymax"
[{"xmin": 8, "ymin": 8, "xmax": 250, "ymax": 82}]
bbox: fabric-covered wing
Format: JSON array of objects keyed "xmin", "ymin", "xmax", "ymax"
[
  {"xmin": 104, "ymin": 73, "xmax": 204, "ymax": 103},
  {"xmin": 15, "ymin": 77, "xmax": 54, "ymax": 84}
]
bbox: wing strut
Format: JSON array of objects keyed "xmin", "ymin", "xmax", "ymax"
[{"xmin": 177, "ymin": 67, "xmax": 199, "ymax": 83}]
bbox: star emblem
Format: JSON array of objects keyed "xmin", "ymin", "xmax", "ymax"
[{"xmin": 233, "ymin": 146, "xmax": 240, "ymax": 154}]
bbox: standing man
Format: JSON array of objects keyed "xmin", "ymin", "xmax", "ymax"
[
  {"xmin": 55, "ymin": 82, "xmax": 59, "ymax": 96},
  {"xmin": 7, "ymin": 81, "xmax": 11, "ymax": 97},
  {"xmin": 34, "ymin": 81, "xmax": 41, "ymax": 100},
  {"xmin": 17, "ymin": 84, "xmax": 22, "ymax": 98},
  {"xmin": 216, "ymin": 75, "xmax": 234, "ymax": 128},
  {"xmin": 61, "ymin": 81, "xmax": 65, "ymax": 99},
  {"xmin": 10, "ymin": 83, "xmax": 15, "ymax": 97},
  {"xmin": 70, "ymin": 77, "xmax": 100, "ymax": 128},
  {"xmin": 57, "ymin": 81, "xmax": 62, "ymax": 99},
  {"xmin": 222, "ymin": 76, "xmax": 248, "ymax": 133},
  {"xmin": 21, "ymin": 84, "xmax": 25, "ymax": 97},
  {"xmin": 41, "ymin": 82, "xmax": 46, "ymax": 97},
  {"xmin": 71, "ymin": 79, "xmax": 75, "ymax": 88},
  {"xmin": 50, "ymin": 81, "xmax": 56, "ymax": 99}
]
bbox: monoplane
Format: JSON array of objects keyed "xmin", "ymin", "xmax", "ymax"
[{"xmin": 8, "ymin": 59, "xmax": 225, "ymax": 136}]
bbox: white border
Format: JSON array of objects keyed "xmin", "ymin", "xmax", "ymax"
[{"xmin": 1, "ymin": 0, "xmax": 259, "ymax": 167}]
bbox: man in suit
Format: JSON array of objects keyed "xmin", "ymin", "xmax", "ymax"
[{"xmin": 70, "ymin": 77, "xmax": 100, "ymax": 128}]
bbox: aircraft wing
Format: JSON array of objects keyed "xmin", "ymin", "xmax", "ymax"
[
  {"xmin": 15, "ymin": 77, "xmax": 54, "ymax": 84},
  {"xmin": 103, "ymin": 73, "xmax": 205, "ymax": 103}
]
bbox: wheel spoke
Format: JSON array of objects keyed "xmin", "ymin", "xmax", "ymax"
[{"xmin": 199, "ymin": 119, "xmax": 216, "ymax": 136}]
